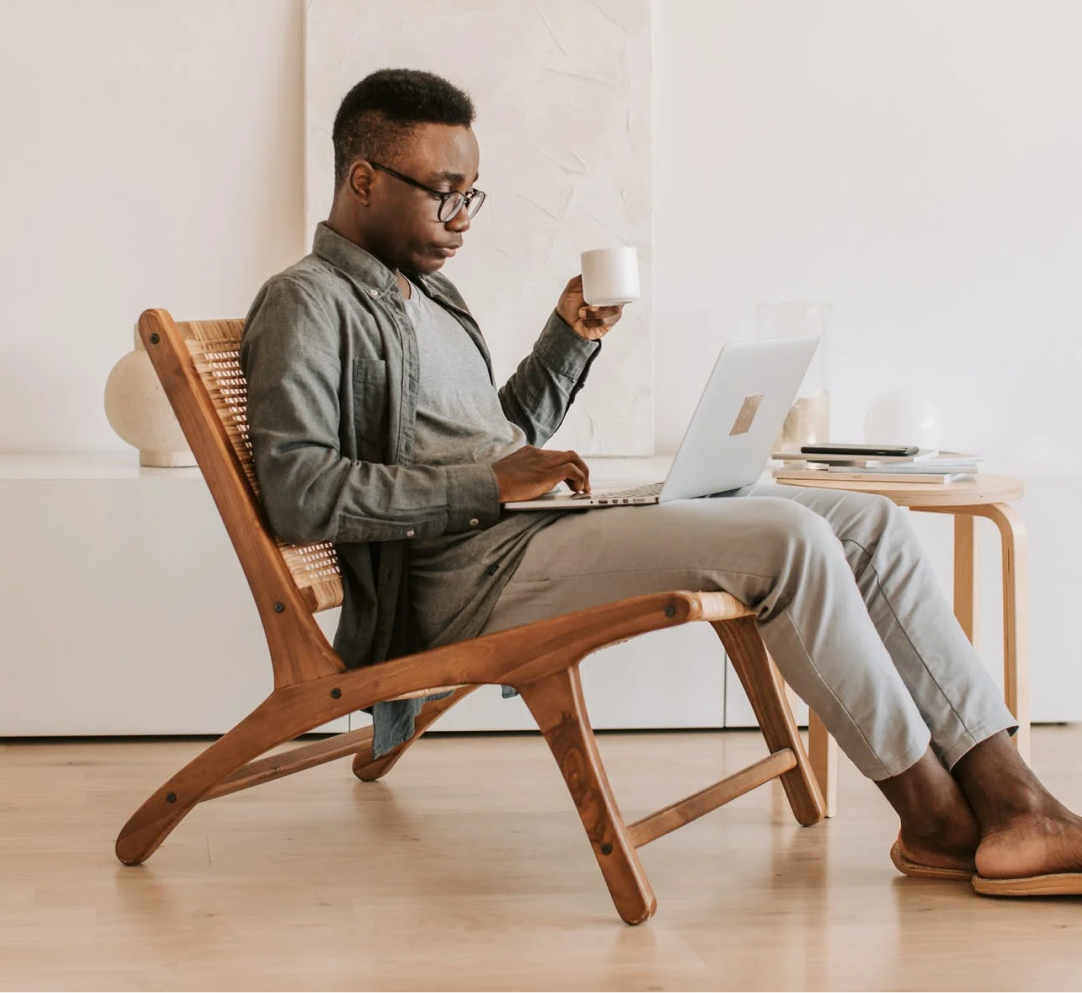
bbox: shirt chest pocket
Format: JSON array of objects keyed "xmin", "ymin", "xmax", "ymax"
[{"xmin": 351, "ymin": 358, "xmax": 390, "ymax": 458}]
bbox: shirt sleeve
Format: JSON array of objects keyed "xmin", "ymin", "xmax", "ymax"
[
  {"xmin": 498, "ymin": 310, "xmax": 601, "ymax": 445},
  {"xmin": 240, "ymin": 275, "xmax": 501, "ymax": 546}
]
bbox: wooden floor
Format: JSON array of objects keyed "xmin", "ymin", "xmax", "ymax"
[{"xmin": 2, "ymin": 726, "xmax": 1082, "ymax": 992}]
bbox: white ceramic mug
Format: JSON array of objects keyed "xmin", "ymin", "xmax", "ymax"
[{"xmin": 580, "ymin": 246, "xmax": 640, "ymax": 307}]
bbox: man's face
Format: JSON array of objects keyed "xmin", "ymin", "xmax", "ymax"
[{"xmin": 354, "ymin": 123, "xmax": 480, "ymax": 275}]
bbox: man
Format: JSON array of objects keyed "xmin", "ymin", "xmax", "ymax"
[{"xmin": 241, "ymin": 68, "xmax": 1082, "ymax": 895}]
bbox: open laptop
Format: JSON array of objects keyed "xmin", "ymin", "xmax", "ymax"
[{"xmin": 504, "ymin": 335, "xmax": 820, "ymax": 510}]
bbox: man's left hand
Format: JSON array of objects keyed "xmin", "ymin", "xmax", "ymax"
[{"xmin": 556, "ymin": 275, "xmax": 625, "ymax": 341}]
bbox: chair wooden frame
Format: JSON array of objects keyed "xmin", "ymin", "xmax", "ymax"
[{"xmin": 115, "ymin": 308, "xmax": 825, "ymax": 924}]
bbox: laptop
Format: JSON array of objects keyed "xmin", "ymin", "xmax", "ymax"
[{"xmin": 504, "ymin": 335, "xmax": 820, "ymax": 510}]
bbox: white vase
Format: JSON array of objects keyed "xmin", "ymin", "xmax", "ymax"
[
  {"xmin": 864, "ymin": 391, "xmax": 945, "ymax": 450},
  {"xmin": 104, "ymin": 326, "xmax": 196, "ymax": 468}
]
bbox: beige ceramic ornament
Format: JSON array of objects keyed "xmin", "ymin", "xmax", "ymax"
[{"xmin": 104, "ymin": 325, "xmax": 196, "ymax": 467}]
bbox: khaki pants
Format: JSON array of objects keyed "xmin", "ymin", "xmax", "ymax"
[{"xmin": 481, "ymin": 484, "xmax": 1015, "ymax": 780}]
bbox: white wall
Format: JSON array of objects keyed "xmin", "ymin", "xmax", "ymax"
[
  {"xmin": 654, "ymin": 0, "xmax": 1082, "ymax": 464},
  {"xmin": 3, "ymin": 0, "xmax": 1080, "ymax": 463},
  {"xmin": 0, "ymin": 0, "xmax": 304, "ymax": 454}
]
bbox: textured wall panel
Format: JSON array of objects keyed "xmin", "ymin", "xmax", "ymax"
[{"xmin": 305, "ymin": 0, "xmax": 653, "ymax": 454}]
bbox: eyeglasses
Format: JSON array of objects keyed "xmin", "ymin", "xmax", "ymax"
[{"xmin": 369, "ymin": 161, "xmax": 487, "ymax": 222}]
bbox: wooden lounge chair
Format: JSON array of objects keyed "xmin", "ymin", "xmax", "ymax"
[{"xmin": 114, "ymin": 308, "xmax": 825, "ymax": 924}]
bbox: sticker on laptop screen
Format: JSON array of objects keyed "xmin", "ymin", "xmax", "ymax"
[{"xmin": 729, "ymin": 394, "xmax": 764, "ymax": 436}]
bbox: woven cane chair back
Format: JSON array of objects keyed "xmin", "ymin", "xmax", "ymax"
[{"xmin": 180, "ymin": 319, "xmax": 344, "ymax": 613}]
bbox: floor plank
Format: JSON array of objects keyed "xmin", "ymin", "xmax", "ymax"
[{"xmin": 1, "ymin": 727, "xmax": 1081, "ymax": 991}]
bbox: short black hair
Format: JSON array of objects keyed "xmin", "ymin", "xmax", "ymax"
[{"xmin": 332, "ymin": 68, "xmax": 476, "ymax": 189}]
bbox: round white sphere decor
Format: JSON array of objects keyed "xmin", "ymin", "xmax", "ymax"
[
  {"xmin": 104, "ymin": 326, "xmax": 196, "ymax": 468},
  {"xmin": 864, "ymin": 390, "xmax": 945, "ymax": 450}
]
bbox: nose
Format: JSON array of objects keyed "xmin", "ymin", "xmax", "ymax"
[{"xmin": 445, "ymin": 201, "xmax": 471, "ymax": 234}]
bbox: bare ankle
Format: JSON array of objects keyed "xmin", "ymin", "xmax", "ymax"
[
  {"xmin": 900, "ymin": 808, "xmax": 980, "ymax": 855},
  {"xmin": 952, "ymin": 733, "xmax": 1065, "ymax": 831},
  {"xmin": 877, "ymin": 748, "xmax": 980, "ymax": 853}
]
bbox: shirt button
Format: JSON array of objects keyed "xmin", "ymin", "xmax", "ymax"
[
  {"xmin": 469, "ymin": 518, "xmax": 479, "ymax": 526},
  {"xmin": 368, "ymin": 288, "xmax": 379, "ymax": 298},
  {"xmin": 406, "ymin": 529, "xmax": 415, "ymax": 538}
]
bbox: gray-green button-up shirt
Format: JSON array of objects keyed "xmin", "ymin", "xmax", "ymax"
[{"xmin": 240, "ymin": 223, "xmax": 600, "ymax": 755}]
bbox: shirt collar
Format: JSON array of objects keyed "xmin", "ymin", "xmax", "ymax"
[{"xmin": 312, "ymin": 222, "xmax": 398, "ymax": 294}]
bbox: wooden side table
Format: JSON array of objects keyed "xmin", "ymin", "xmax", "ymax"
[{"xmin": 774, "ymin": 473, "xmax": 1028, "ymax": 815}]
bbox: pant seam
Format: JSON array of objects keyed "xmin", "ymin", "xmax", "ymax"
[
  {"xmin": 840, "ymin": 534, "xmax": 975, "ymax": 741},
  {"xmin": 500, "ymin": 564, "xmax": 782, "ymax": 585},
  {"xmin": 769, "ymin": 604, "xmax": 892, "ymax": 780}
]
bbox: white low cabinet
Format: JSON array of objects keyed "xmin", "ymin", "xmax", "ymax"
[
  {"xmin": 1, "ymin": 456, "xmax": 1077, "ymax": 737},
  {"xmin": 0, "ymin": 456, "xmax": 348, "ymax": 735},
  {"xmin": 0, "ymin": 456, "xmax": 733, "ymax": 736}
]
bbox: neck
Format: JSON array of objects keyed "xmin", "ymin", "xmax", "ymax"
[{"xmin": 325, "ymin": 204, "xmax": 396, "ymax": 275}]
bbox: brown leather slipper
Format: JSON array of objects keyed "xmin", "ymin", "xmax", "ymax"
[
  {"xmin": 890, "ymin": 840, "xmax": 975, "ymax": 881},
  {"xmin": 973, "ymin": 873, "xmax": 1082, "ymax": 897}
]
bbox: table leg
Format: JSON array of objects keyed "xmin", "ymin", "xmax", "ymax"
[
  {"xmin": 807, "ymin": 710, "xmax": 837, "ymax": 818},
  {"xmin": 953, "ymin": 514, "xmax": 979, "ymax": 648},
  {"xmin": 973, "ymin": 503, "xmax": 1031, "ymax": 764}
]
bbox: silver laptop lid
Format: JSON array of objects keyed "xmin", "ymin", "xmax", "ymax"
[{"xmin": 660, "ymin": 335, "xmax": 820, "ymax": 502}]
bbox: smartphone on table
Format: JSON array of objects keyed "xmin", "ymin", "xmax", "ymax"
[{"xmin": 800, "ymin": 443, "xmax": 920, "ymax": 458}]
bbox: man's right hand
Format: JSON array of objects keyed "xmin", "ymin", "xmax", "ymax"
[{"xmin": 491, "ymin": 445, "xmax": 591, "ymax": 503}]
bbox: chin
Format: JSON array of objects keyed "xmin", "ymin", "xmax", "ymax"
[{"xmin": 414, "ymin": 256, "xmax": 447, "ymax": 274}]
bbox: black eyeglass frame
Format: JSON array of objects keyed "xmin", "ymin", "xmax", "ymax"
[{"xmin": 368, "ymin": 161, "xmax": 486, "ymax": 222}]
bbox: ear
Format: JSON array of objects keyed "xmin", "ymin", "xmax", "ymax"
[{"xmin": 348, "ymin": 160, "xmax": 375, "ymax": 205}]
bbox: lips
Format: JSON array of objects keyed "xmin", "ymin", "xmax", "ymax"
[{"xmin": 432, "ymin": 244, "xmax": 461, "ymax": 258}]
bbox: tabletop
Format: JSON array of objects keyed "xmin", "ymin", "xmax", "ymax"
[{"xmin": 773, "ymin": 472, "xmax": 1024, "ymax": 508}]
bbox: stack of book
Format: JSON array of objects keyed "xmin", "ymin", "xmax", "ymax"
[{"xmin": 772, "ymin": 449, "xmax": 981, "ymax": 485}]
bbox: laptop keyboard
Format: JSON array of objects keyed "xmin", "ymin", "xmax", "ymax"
[{"xmin": 589, "ymin": 481, "xmax": 664, "ymax": 500}]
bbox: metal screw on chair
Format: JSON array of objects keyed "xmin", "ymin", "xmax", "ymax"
[
  {"xmin": 664, "ymin": 606, "xmax": 676, "ymax": 617},
  {"xmin": 330, "ymin": 688, "xmax": 342, "ymax": 699},
  {"xmin": 273, "ymin": 602, "xmax": 285, "ymax": 613},
  {"xmin": 149, "ymin": 333, "xmax": 160, "ymax": 344},
  {"xmin": 600, "ymin": 843, "xmax": 613, "ymax": 855},
  {"xmin": 165, "ymin": 792, "xmax": 177, "ymax": 803}
]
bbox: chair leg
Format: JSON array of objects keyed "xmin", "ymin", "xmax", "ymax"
[
  {"xmin": 517, "ymin": 667, "xmax": 657, "ymax": 925},
  {"xmin": 712, "ymin": 617, "xmax": 825, "ymax": 826},
  {"xmin": 352, "ymin": 686, "xmax": 477, "ymax": 782},
  {"xmin": 116, "ymin": 699, "xmax": 307, "ymax": 865}
]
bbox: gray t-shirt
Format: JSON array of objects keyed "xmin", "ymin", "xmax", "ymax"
[
  {"xmin": 402, "ymin": 278, "xmax": 560, "ymax": 648},
  {"xmin": 404, "ymin": 278, "xmax": 527, "ymax": 466}
]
